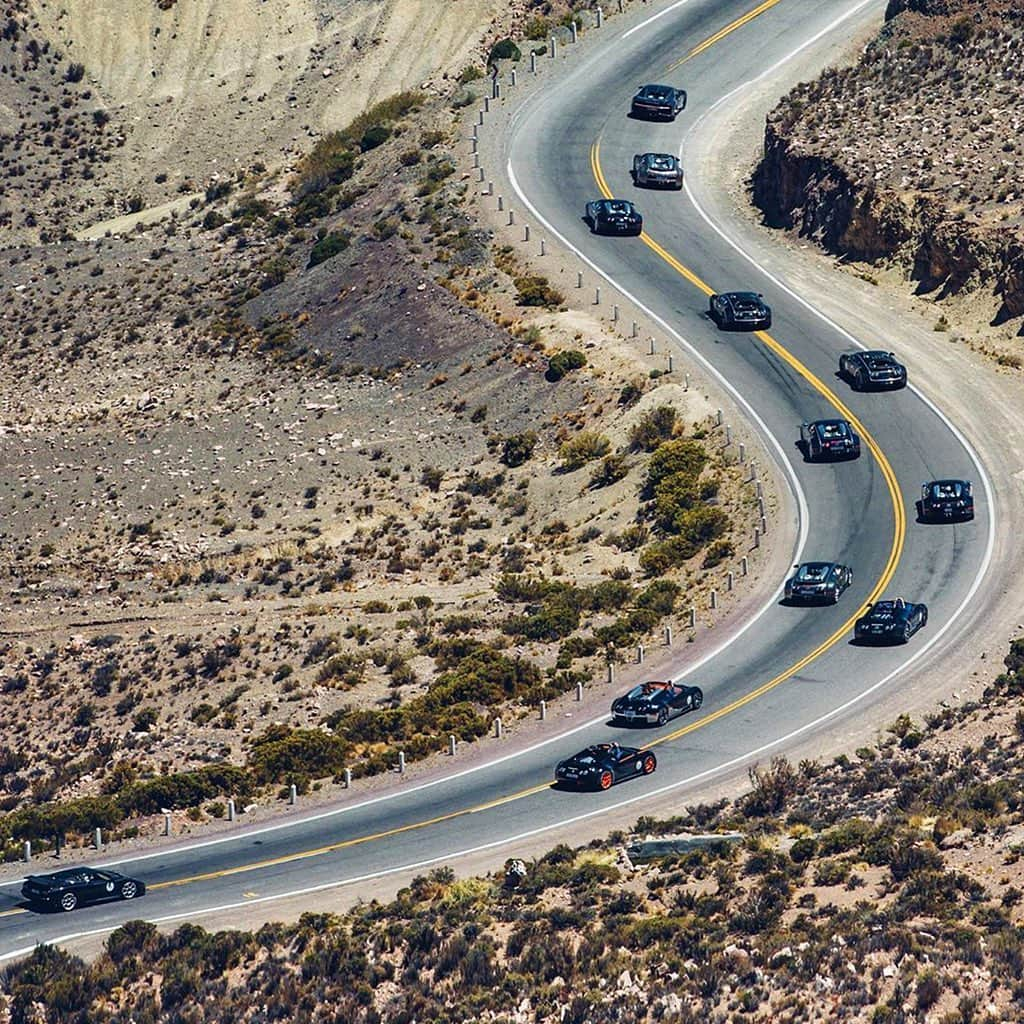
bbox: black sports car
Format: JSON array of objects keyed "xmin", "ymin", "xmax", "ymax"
[
  {"xmin": 917, "ymin": 479, "xmax": 974, "ymax": 523},
  {"xmin": 554, "ymin": 743, "xmax": 657, "ymax": 790},
  {"xmin": 800, "ymin": 419, "xmax": 861, "ymax": 461},
  {"xmin": 585, "ymin": 199, "xmax": 643, "ymax": 236},
  {"xmin": 632, "ymin": 152, "xmax": 683, "ymax": 189},
  {"xmin": 784, "ymin": 561, "xmax": 853, "ymax": 604},
  {"xmin": 854, "ymin": 599, "xmax": 928, "ymax": 645},
  {"xmin": 839, "ymin": 350, "xmax": 907, "ymax": 390},
  {"xmin": 21, "ymin": 867, "xmax": 146, "ymax": 912},
  {"xmin": 630, "ymin": 83, "xmax": 686, "ymax": 120},
  {"xmin": 709, "ymin": 291, "xmax": 772, "ymax": 331},
  {"xmin": 611, "ymin": 680, "xmax": 703, "ymax": 726}
]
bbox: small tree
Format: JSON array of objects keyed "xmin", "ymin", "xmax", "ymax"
[{"xmin": 501, "ymin": 432, "xmax": 537, "ymax": 467}]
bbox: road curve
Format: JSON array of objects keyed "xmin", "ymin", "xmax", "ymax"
[{"xmin": 0, "ymin": 0, "xmax": 993, "ymax": 959}]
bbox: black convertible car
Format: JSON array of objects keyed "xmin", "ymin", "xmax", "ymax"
[
  {"xmin": 854, "ymin": 599, "xmax": 928, "ymax": 645},
  {"xmin": 784, "ymin": 561, "xmax": 853, "ymax": 604},
  {"xmin": 918, "ymin": 479, "xmax": 974, "ymax": 522},
  {"xmin": 611, "ymin": 680, "xmax": 703, "ymax": 726},
  {"xmin": 800, "ymin": 419, "xmax": 861, "ymax": 461},
  {"xmin": 585, "ymin": 199, "xmax": 643, "ymax": 236},
  {"xmin": 839, "ymin": 350, "xmax": 907, "ymax": 390},
  {"xmin": 555, "ymin": 743, "xmax": 656, "ymax": 790},
  {"xmin": 709, "ymin": 291, "xmax": 772, "ymax": 331},
  {"xmin": 22, "ymin": 867, "xmax": 146, "ymax": 912},
  {"xmin": 630, "ymin": 83, "xmax": 687, "ymax": 120},
  {"xmin": 632, "ymin": 152, "xmax": 683, "ymax": 189}
]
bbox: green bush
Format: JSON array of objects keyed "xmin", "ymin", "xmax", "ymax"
[
  {"xmin": 308, "ymin": 230, "xmax": 351, "ymax": 269},
  {"xmin": 514, "ymin": 275, "xmax": 564, "ymax": 309},
  {"xmin": 501, "ymin": 432, "xmax": 537, "ymax": 467},
  {"xmin": 630, "ymin": 405, "xmax": 679, "ymax": 450},
  {"xmin": 647, "ymin": 439, "xmax": 708, "ymax": 488},
  {"xmin": 359, "ymin": 123, "xmax": 390, "ymax": 152},
  {"xmin": 248, "ymin": 727, "xmax": 349, "ymax": 784},
  {"xmin": 590, "ymin": 453, "xmax": 628, "ymax": 488},
  {"xmin": 293, "ymin": 134, "xmax": 356, "ymax": 198},
  {"xmin": 559, "ymin": 431, "xmax": 609, "ymax": 469},
  {"xmin": 487, "ymin": 38, "xmax": 521, "ymax": 62},
  {"xmin": 546, "ymin": 349, "xmax": 586, "ymax": 381}
]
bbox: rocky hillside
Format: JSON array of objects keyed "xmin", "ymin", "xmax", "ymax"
[{"xmin": 753, "ymin": 0, "xmax": 1024, "ymax": 338}]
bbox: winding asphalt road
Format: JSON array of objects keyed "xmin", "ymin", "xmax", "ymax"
[{"xmin": 0, "ymin": 0, "xmax": 994, "ymax": 959}]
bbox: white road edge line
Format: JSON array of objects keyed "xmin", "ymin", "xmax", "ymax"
[{"xmin": 623, "ymin": 0, "xmax": 695, "ymax": 39}]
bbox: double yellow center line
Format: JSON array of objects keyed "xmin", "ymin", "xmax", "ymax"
[{"xmin": 667, "ymin": 0, "xmax": 784, "ymax": 71}]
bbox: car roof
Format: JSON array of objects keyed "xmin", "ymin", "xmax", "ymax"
[
  {"xmin": 812, "ymin": 419, "xmax": 848, "ymax": 429},
  {"xmin": 601, "ymin": 199, "xmax": 634, "ymax": 212},
  {"xmin": 862, "ymin": 350, "xmax": 895, "ymax": 359},
  {"xmin": 723, "ymin": 291, "xmax": 761, "ymax": 302},
  {"xmin": 799, "ymin": 561, "xmax": 835, "ymax": 571},
  {"xmin": 639, "ymin": 83, "xmax": 673, "ymax": 94}
]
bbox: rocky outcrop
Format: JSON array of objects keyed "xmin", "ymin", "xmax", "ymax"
[{"xmin": 752, "ymin": 0, "xmax": 1024, "ymax": 328}]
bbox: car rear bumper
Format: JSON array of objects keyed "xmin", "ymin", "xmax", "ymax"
[{"xmin": 631, "ymin": 104, "xmax": 674, "ymax": 119}]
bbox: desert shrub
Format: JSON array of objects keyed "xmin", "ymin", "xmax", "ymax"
[
  {"xmin": 293, "ymin": 134, "xmax": 356, "ymax": 198},
  {"xmin": 559, "ymin": 432, "xmax": 609, "ymax": 470},
  {"xmin": 630, "ymin": 405, "xmax": 679, "ymax": 450},
  {"xmin": 514, "ymin": 275, "xmax": 564, "ymax": 308},
  {"xmin": 743, "ymin": 758, "xmax": 801, "ymax": 817},
  {"xmin": 647, "ymin": 439, "xmax": 707, "ymax": 488},
  {"xmin": 590, "ymin": 453, "xmax": 628, "ymax": 488},
  {"xmin": 308, "ymin": 230, "xmax": 351, "ymax": 268},
  {"xmin": 248, "ymin": 726, "xmax": 349, "ymax": 783},
  {"xmin": 702, "ymin": 539, "xmax": 734, "ymax": 568},
  {"xmin": 524, "ymin": 16, "xmax": 550, "ymax": 39},
  {"xmin": 359, "ymin": 124, "xmax": 390, "ymax": 152},
  {"xmin": 488, "ymin": 38, "xmax": 521, "ymax": 62},
  {"xmin": 120, "ymin": 765, "xmax": 253, "ymax": 816},
  {"xmin": 505, "ymin": 591, "xmax": 581, "ymax": 641},
  {"xmin": 546, "ymin": 349, "xmax": 586, "ymax": 381},
  {"xmin": 789, "ymin": 836, "xmax": 818, "ymax": 863},
  {"xmin": 813, "ymin": 858, "xmax": 852, "ymax": 886},
  {"xmin": 501, "ymin": 432, "xmax": 537, "ymax": 467},
  {"xmin": 635, "ymin": 579, "xmax": 680, "ymax": 614},
  {"xmin": 421, "ymin": 466, "xmax": 443, "ymax": 492}
]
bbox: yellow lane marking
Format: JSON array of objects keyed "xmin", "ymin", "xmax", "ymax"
[
  {"xmin": 589, "ymin": 140, "xmax": 907, "ymax": 746},
  {"xmin": 666, "ymin": 0, "xmax": 784, "ymax": 71},
  {"xmin": 149, "ymin": 781, "xmax": 552, "ymax": 891}
]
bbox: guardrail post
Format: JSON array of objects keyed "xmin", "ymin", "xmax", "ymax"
[
  {"xmin": 494, "ymin": 717, "xmax": 503, "ymax": 739},
  {"xmin": 755, "ymin": 481, "xmax": 763, "ymax": 500},
  {"xmin": 549, "ymin": 35, "xmax": 557, "ymax": 58},
  {"xmin": 684, "ymin": 372, "xmax": 690, "ymax": 391},
  {"xmin": 716, "ymin": 409, "xmax": 723, "ymax": 427},
  {"xmin": 667, "ymin": 354, "xmax": 674, "ymax": 374},
  {"xmin": 637, "ymin": 644, "xmax": 644, "ymax": 664},
  {"xmin": 761, "ymin": 515, "xmax": 768, "ymax": 534},
  {"xmin": 449, "ymin": 734, "xmax": 457, "ymax": 756},
  {"xmin": 727, "ymin": 572, "xmax": 734, "ymax": 592},
  {"xmin": 648, "ymin": 336, "xmax": 655, "ymax": 355},
  {"xmin": 228, "ymin": 798, "xmax": 236, "ymax": 822},
  {"xmin": 749, "ymin": 460, "xmax": 758, "ymax": 482},
  {"xmin": 497, "ymin": 194, "xmax": 504, "ymax": 211},
  {"xmin": 23, "ymin": 841, "xmax": 31, "ymax": 862},
  {"xmin": 725, "ymin": 425, "xmax": 732, "ymax": 446},
  {"xmin": 289, "ymin": 784, "xmax": 297, "ymax": 805},
  {"xmin": 540, "ymin": 700, "xmax": 547, "ymax": 720},
  {"xmin": 530, "ymin": 51, "xmax": 537, "ymax": 73},
  {"xmin": 710, "ymin": 590, "xmax": 718, "ymax": 610},
  {"xmin": 576, "ymin": 680, "xmax": 584, "ymax": 701},
  {"xmin": 664, "ymin": 625, "xmax": 672, "ymax": 646},
  {"xmin": 741, "ymin": 556, "xmax": 749, "ymax": 576},
  {"xmin": 524, "ymin": 224, "xmax": 530, "ymax": 242},
  {"xmin": 688, "ymin": 607, "xmax": 696, "ymax": 628},
  {"xmin": 754, "ymin": 527, "xmax": 761, "ymax": 549},
  {"xmin": 540, "ymin": 239, "xmax": 546, "ymax": 256},
  {"xmin": 344, "ymin": 767, "xmax": 352, "ymax": 788},
  {"xmin": 398, "ymin": 751, "xmax": 406, "ymax": 774},
  {"xmin": 612, "ymin": 303, "xmax": 619, "ymax": 322},
  {"xmin": 511, "ymin": 69, "xmax": 518, "ymax": 87},
  {"xmin": 594, "ymin": 286, "xmax": 601, "ymax": 305},
  {"xmin": 478, "ymin": 167, "xmax": 486, "ymax": 182},
  {"xmin": 471, "ymin": 137, "xmax": 478, "ymax": 153},
  {"xmin": 94, "ymin": 828, "xmax": 102, "ymax": 850},
  {"xmin": 739, "ymin": 442, "xmax": 746, "ymax": 463},
  {"xmin": 508, "ymin": 210, "xmax": 515, "ymax": 226},
  {"xmin": 607, "ymin": 662, "xmax": 615, "ymax": 683},
  {"xmin": 577, "ymin": 270, "xmax": 583, "ymax": 288},
  {"xmin": 597, "ymin": 6, "xmax": 603, "ymax": 27},
  {"xmin": 163, "ymin": 813, "xmax": 172, "ymax": 836},
  {"xmin": 757, "ymin": 496, "xmax": 766, "ymax": 517},
  {"xmin": 631, "ymin": 320, "xmax": 638, "ymax": 338},
  {"xmin": 570, "ymin": 21, "xmax": 578, "ymax": 43},
  {"xmin": 617, "ymin": 0, "xmax": 623, "ymax": 11}
]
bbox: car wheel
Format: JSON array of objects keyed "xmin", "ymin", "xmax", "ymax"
[
  {"xmin": 59, "ymin": 891, "xmax": 78, "ymax": 912},
  {"xmin": 855, "ymin": 372, "xmax": 865, "ymax": 391},
  {"xmin": 657, "ymin": 707, "xmax": 669, "ymax": 726},
  {"xmin": 599, "ymin": 771, "xmax": 614, "ymax": 791},
  {"xmin": 691, "ymin": 688, "xmax": 703, "ymax": 710},
  {"xmin": 642, "ymin": 754, "xmax": 657, "ymax": 775},
  {"xmin": 921, "ymin": 608, "xmax": 928, "ymax": 627},
  {"xmin": 902, "ymin": 624, "xmax": 912, "ymax": 643},
  {"xmin": 120, "ymin": 880, "xmax": 139, "ymax": 901}
]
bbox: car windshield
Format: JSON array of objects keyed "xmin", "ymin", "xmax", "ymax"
[
  {"xmin": 930, "ymin": 481, "xmax": 966, "ymax": 498},
  {"xmin": 864, "ymin": 351, "xmax": 893, "ymax": 364},
  {"xmin": 640, "ymin": 86, "xmax": 671, "ymax": 100},
  {"xmin": 871, "ymin": 602, "xmax": 896, "ymax": 619},
  {"xmin": 819, "ymin": 422, "xmax": 849, "ymax": 438},
  {"xmin": 649, "ymin": 155, "xmax": 674, "ymax": 169},
  {"xmin": 625, "ymin": 682, "xmax": 666, "ymax": 699},
  {"xmin": 605, "ymin": 202, "xmax": 631, "ymax": 214},
  {"xmin": 796, "ymin": 563, "xmax": 831, "ymax": 581}
]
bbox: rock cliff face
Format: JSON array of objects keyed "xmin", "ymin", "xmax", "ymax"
[{"xmin": 752, "ymin": 0, "xmax": 1024, "ymax": 328}]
